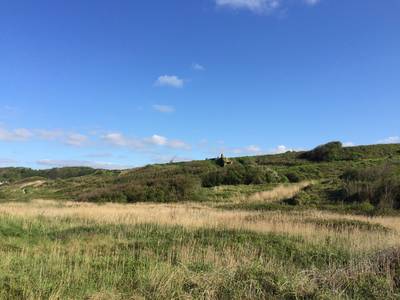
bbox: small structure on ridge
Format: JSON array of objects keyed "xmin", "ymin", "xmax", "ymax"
[{"xmin": 215, "ymin": 154, "xmax": 232, "ymax": 167}]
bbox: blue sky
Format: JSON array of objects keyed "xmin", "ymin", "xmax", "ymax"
[{"xmin": 0, "ymin": 0, "xmax": 399, "ymax": 169}]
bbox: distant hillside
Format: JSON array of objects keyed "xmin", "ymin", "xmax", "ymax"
[
  {"xmin": 1, "ymin": 142, "xmax": 400, "ymax": 213},
  {"xmin": 0, "ymin": 166, "xmax": 99, "ymax": 182}
]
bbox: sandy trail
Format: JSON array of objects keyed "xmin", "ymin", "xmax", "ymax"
[{"xmin": 19, "ymin": 180, "xmax": 46, "ymax": 189}]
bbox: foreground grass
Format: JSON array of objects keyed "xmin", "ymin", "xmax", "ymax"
[{"xmin": 0, "ymin": 200, "xmax": 400, "ymax": 299}]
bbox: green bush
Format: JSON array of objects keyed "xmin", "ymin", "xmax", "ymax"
[
  {"xmin": 300, "ymin": 141, "xmax": 343, "ymax": 162},
  {"xmin": 79, "ymin": 175, "xmax": 201, "ymax": 203},
  {"xmin": 341, "ymin": 165, "xmax": 400, "ymax": 209},
  {"xmin": 202, "ymin": 165, "xmax": 282, "ymax": 187},
  {"xmin": 284, "ymin": 171, "xmax": 305, "ymax": 183}
]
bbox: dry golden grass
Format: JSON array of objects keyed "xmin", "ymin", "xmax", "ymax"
[
  {"xmin": 19, "ymin": 180, "xmax": 46, "ymax": 189},
  {"xmin": 245, "ymin": 181, "xmax": 313, "ymax": 203},
  {"xmin": 0, "ymin": 198, "xmax": 399, "ymax": 254},
  {"xmin": 1, "ymin": 191, "xmax": 399, "ymax": 299}
]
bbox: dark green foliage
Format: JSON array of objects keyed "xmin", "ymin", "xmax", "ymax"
[
  {"xmin": 300, "ymin": 142, "xmax": 400, "ymax": 163},
  {"xmin": 0, "ymin": 167, "xmax": 98, "ymax": 182},
  {"xmin": 0, "ymin": 168, "xmax": 39, "ymax": 182},
  {"xmin": 79, "ymin": 175, "xmax": 201, "ymax": 203},
  {"xmin": 341, "ymin": 165, "xmax": 400, "ymax": 209},
  {"xmin": 1, "ymin": 142, "xmax": 400, "ymax": 212},
  {"xmin": 284, "ymin": 171, "xmax": 306, "ymax": 183},
  {"xmin": 300, "ymin": 141, "xmax": 344, "ymax": 162},
  {"xmin": 202, "ymin": 165, "xmax": 282, "ymax": 187},
  {"xmin": 41, "ymin": 167, "xmax": 98, "ymax": 179},
  {"xmin": 303, "ymin": 218, "xmax": 391, "ymax": 232}
]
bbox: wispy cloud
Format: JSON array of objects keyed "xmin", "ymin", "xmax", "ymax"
[
  {"xmin": 152, "ymin": 104, "xmax": 175, "ymax": 113},
  {"xmin": 103, "ymin": 132, "xmax": 191, "ymax": 151},
  {"xmin": 378, "ymin": 136, "xmax": 400, "ymax": 144},
  {"xmin": 0, "ymin": 126, "xmax": 91, "ymax": 148},
  {"xmin": 155, "ymin": 75, "xmax": 184, "ymax": 88},
  {"xmin": 167, "ymin": 139, "xmax": 192, "ymax": 150},
  {"xmin": 215, "ymin": 0, "xmax": 321, "ymax": 13},
  {"xmin": 36, "ymin": 129, "xmax": 64, "ymax": 141},
  {"xmin": 269, "ymin": 145, "xmax": 292, "ymax": 154},
  {"xmin": 0, "ymin": 128, "xmax": 33, "ymax": 141},
  {"xmin": 215, "ymin": 144, "xmax": 263, "ymax": 156},
  {"xmin": 304, "ymin": 0, "xmax": 320, "ymax": 6},
  {"xmin": 147, "ymin": 134, "xmax": 168, "ymax": 146},
  {"xmin": 232, "ymin": 145, "xmax": 263, "ymax": 155},
  {"xmin": 84, "ymin": 152, "xmax": 113, "ymax": 158},
  {"xmin": 65, "ymin": 133, "xmax": 89, "ymax": 147},
  {"xmin": 343, "ymin": 142, "xmax": 355, "ymax": 147},
  {"xmin": 151, "ymin": 155, "xmax": 193, "ymax": 164},
  {"xmin": 0, "ymin": 105, "xmax": 19, "ymax": 121},
  {"xmin": 215, "ymin": 0, "xmax": 281, "ymax": 13},
  {"xmin": 0, "ymin": 158, "xmax": 18, "ymax": 166},
  {"xmin": 192, "ymin": 63, "xmax": 205, "ymax": 71}
]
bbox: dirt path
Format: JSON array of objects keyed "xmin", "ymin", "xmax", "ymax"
[
  {"xmin": 239, "ymin": 181, "xmax": 313, "ymax": 203},
  {"xmin": 20, "ymin": 180, "xmax": 46, "ymax": 189}
]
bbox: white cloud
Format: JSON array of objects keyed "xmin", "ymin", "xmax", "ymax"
[
  {"xmin": 152, "ymin": 104, "xmax": 175, "ymax": 113},
  {"xmin": 36, "ymin": 159, "xmax": 132, "ymax": 170},
  {"xmin": 103, "ymin": 133, "xmax": 136, "ymax": 147},
  {"xmin": 0, "ymin": 127, "xmax": 33, "ymax": 141},
  {"xmin": 36, "ymin": 129, "xmax": 64, "ymax": 140},
  {"xmin": 35, "ymin": 129, "xmax": 90, "ymax": 147},
  {"xmin": 85, "ymin": 153, "xmax": 113, "ymax": 158},
  {"xmin": 148, "ymin": 134, "xmax": 168, "ymax": 146},
  {"xmin": 215, "ymin": 0, "xmax": 281, "ymax": 13},
  {"xmin": 343, "ymin": 142, "xmax": 355, "ymax": 147},
  {"xmin": 152, "ymin": 155, "xmax": 193, "ymax": 164},
  {"xmin": 215, "ymin": 0, "xmax": 321, "ymax": 13},
  {"xmin": 168, "ymin": 139, "xmax": 192, "ymax": 150},
  {"xmin": 192, "ymin": 63, "xmax": 205, "ymax": 71},
  {"xmin": 147, "ymin": 134, "xmax": 191, "ymax": 150},
  {"xmin": 304, "ymin": 0, "xmax": 320, "ymax": 6},
  {"xmin": 65, "ymin": 133, "xmax": 89, "ymax": 147},
  {"xmin": 103, "ymin": 132, "xmax": 191, "ymax": 151},
  {"xmin": 0, "ymin": 158, "xmax": 18, "ymax": 166},
  {"xmin": 270, "ymin": 145, "xmax": 292, "ymax": 154},
  {"xmin": 0, "ymin": 127, "xmax": 93, "ymax": 147},
  {"xmin": 378, "ymin": 136, "xmax": 400, "ymax": 144},
  {"xmin": 155, "ymin": 75, "xmax": 184, "ymax": 88},
  {"xmin": 226, "ymin": 144, "xmax": 263, "ymax": 155},
  {"xmin": 245, "ymin": 145, "xmax": 262, "ymax": 153}
]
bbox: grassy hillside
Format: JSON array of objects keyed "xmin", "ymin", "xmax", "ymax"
[
  {"xmin": 0, "ymin": 142, "xmax": 400, "ymax": 299},
  {"xmin": 1, "ymin": 142, "xmax": 399, "ymax": 214}
]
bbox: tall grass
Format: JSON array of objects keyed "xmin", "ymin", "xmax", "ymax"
[{"xmin": 0, "ymin": 200, "xmax": 399, "ymax": 299}]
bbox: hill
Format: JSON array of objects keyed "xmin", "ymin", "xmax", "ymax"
[
  {"xmin": 1, "ymin": 142, "xmax": 400, "ymax": 298},
  {"xmin": 1, "ymin": 142, "xmax": 400, "ymax": 214}
]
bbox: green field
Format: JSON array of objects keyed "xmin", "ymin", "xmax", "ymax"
[{"xmin": 0, "ymin": 142, "xmax": 400, "ymax": 299}]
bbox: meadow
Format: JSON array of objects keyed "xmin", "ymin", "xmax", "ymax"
[
  {"xmin": 1, "ymin": 197, "xmax": 400, "ymax": 299},
  {"xmin": 0, "ymin": 142, "xmax": 400, "ymax": 299}
]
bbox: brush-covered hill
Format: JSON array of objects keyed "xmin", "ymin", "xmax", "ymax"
[{"xmin": 1, "ymin": 142, "xmax": 400, "ymax": 214}]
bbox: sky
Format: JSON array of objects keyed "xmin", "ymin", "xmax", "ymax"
[{"xmin": 0, "ymin": 0, "xmax": 399, "ymax": 169}]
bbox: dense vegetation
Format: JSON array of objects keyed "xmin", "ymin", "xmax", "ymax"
[
  {"xmin": 1, "ymin": 142, "xmax": 399, "ymax": 212},
  {"xmin": 0, "ymin": 166, "xmax": 98, "ymax": 182},
  {"xmin": 0, "ymin": 142, "xmax": 400, "ymax": 299},
  {"xmin": 1, "ymin": 212, "xmax": 399, "ymax": 299}
]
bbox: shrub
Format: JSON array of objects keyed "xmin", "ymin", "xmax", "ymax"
[
  {"xmin": 201, "ymin": 165, "xmax": 283, "ymax": 187},
  {"xmin": 264, "ymin": 168, "xmax": 281, "ymax": 183},
  {"xmin": 341, "ymin": 165, "xmax": 400, "ymax": 209},
  {"xmin": 300, "ymin": 141, "xmax": 343, "ymax": 162},
  {"xmin": 284, "ymin": 171, "xmax": 305, "ymax": 183},
  {"xmin": 80, "ymin": 175, "xmax": 200, "ymax": 203}
]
